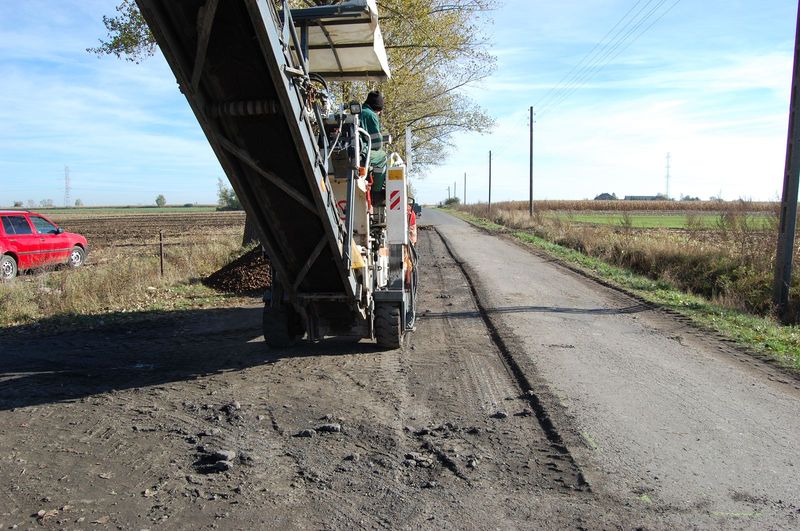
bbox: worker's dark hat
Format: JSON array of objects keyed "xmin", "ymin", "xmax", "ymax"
[{"xmin": 364, "ymin": 90, "xmax": 384, "ymax": 111}]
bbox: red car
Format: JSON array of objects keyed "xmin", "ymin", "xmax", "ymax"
[{"xmin": 0, "ymin": 211, "xmax": 88, "ymax": 281}]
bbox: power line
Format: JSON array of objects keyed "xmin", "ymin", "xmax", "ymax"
[
  {"xmin": 536, "ymin": 0, "xmax": 662, "ymax": 112},
  {"xmin": 542, "ymin": 0, "xmax": 683, "ymax": 116},
  {"xmin": 534, "ymin": 0, "xmax": 649, "ymax": 111},
  {"xmin": 539, "ymin": 0, "xmax": 673, "ymax": 116},
  {"xmin": 537, "ymin": 0, "xmax": 682, "ymax": 117},
  {"xmin": 539, "ymin": 0, "xmax": 669, "ymax": 114}
]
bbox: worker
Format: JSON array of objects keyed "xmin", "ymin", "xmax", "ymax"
[
  {"xmin": 361, "ymin": 90, "xmax": 388, "ymax": 201},
  {"xmin": 407, "ymin": 198, "xmax": 417, "ymax": 245}
]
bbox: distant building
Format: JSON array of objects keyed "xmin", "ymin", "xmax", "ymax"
[{"xmin": 594, "ymin": 193, "xmax": 617, "ymax": 200}]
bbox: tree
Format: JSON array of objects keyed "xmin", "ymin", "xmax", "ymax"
[
  {"xmin": 87, "ymin": 0, "xmax": 156, "ymax": 63},
  {"xmin": 39, "ymin": 199, "xmax": 54, "ymax": 208},
  {"xmin": 372, "ymin": 0, "xmax": 496, "ymax": 169},
  {"xmin": 155, "ymin": 194, "xmax": 166, "ymax": 207},
  {"xmin": 13, "ymin": 201, "xmax": 23, "ymax": 208},
  {"xmin": 216, "ymin": 178, "xmax": 242, "ymax": 211},
  {"xmin": 90, "ymin": 0, "xmax": 496, "ymax": 172},
  {"xmin": 594, "ymin": 193, "xmax": 617, "ymax": 200},
  {"xmin": 216, "ymin": 177, "xmax": 258, "ymax": 244},
  {"xmin": 74, "ymin": 198, "xmax": 84, "ymax": 207}
]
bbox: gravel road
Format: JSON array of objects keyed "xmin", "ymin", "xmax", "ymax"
[
  {"xmin": 428, "ymin": 208, "xmax": 800, "ymax": 528},
  {"xmin": 0, "ymin": 210, "xmax": 798, "ymax": 529}
]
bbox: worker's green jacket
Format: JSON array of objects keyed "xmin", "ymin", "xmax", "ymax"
[{"xmin": 361, "ymin": 104, "xmax": 387, "ymax": 191}]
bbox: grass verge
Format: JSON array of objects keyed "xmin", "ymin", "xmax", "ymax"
[
  {"xmin": 561, "ymin": 212, "xmax": 772, "ymax": 230},
  {"xmin": 444, "ymin": 208, "xmax": 800, "ymax": 371}
]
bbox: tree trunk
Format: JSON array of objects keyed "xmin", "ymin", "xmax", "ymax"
[{"xmin": 242, "ymin": 215, "xmax": 259, "ymax": 247}]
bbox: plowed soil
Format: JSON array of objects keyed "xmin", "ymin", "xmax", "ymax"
[{"xmin": 54, "ymin": 211, "xmax": 246, "ymax": 248}]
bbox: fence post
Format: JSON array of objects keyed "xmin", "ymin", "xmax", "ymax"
[
  {"xmin": 159, "ymin": 230, "xmax": 165, "ymax": 277},
  {"xmin": 488, "ymin": 150, "xmax": 492, "ymax": 217}
]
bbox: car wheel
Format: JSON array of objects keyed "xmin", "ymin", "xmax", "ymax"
[
  {"xmin": 68, "ymin": 246, "xmax": 85, "ymax": 268},
  {"xmin": 0, "ymin": 255, "xmax": 17, "ymax": 282}
]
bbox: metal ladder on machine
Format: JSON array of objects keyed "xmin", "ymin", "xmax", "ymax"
[{"xmin": 136, "ymin": 0, "xmax": 412, "ymax": 347}]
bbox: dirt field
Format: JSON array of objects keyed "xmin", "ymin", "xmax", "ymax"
[{"xmin": 51, "ymin": 211, "xmax": 246, "ymax": 248}]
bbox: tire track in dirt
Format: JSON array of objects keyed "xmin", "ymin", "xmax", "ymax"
[
  {"xmin": 416, "ymin": 233, "xmax": 507, "ymax": 416},
  {"xmin": 430, "ymin": 226, "xmax": 590, "ymax": 490}
]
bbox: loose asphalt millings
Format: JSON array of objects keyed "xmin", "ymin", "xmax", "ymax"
[{"xmin": 203, "ymin": 247, "xmax": 271, "ymax": 295}]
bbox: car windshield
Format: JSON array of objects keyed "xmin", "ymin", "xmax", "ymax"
[{"xmin": 30, "ymin": 216, "xmax": 59, "ymax": 235}]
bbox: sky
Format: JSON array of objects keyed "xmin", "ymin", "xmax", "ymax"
[{"xmin": 0, "ymin": 0, "xmax": 797, "ymax": 207}]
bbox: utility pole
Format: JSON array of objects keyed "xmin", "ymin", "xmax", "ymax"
[
  {"xmin": 64, "ymin": 166, "xmax": 71, "ymax": 208},
  {"xmin": 774, "ymin": 0, "xmax": 800, "ymax": 321},
  {"xmin": 529, "ymin": 106, "xmax": 534, "ymax": 217},
  {"xmin": 447, "ymin": 186, "xmax": 450, "ymax": 200},
  {"xmin": 665, "ymin": 153, "xmax": 671, "ymax": 199},
  {"xmin": 454, "ymin": 181, "xmax": 457, "ymax": 200},
  {"xmin": 488, "ymin": 150, "xmax": 493, "ymax": 216},
  {"xmin": 464, "ymin": 172, "xmax": 467, "ymax": 205}
]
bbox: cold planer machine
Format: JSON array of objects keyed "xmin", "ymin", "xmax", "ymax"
[{"xmin": 135, "ymin": 0, "xmax": 416, "ymax": 348}]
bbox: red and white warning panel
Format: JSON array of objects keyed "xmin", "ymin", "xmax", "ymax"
[{"xmin": 386, "ymin": 156, "xmax": 408, "ymax": 245}]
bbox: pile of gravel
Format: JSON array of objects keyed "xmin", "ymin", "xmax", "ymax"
[{"xmin": 203, "ymin": 247, "xmax": 271, "ymax": 295}]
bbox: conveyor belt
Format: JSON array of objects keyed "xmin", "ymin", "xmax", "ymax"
[{"xmin": 136, "ymin": 0, "xmax": 357, "ymax": 304}]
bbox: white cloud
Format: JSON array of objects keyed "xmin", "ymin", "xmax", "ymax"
[{"xmin": 418, "ymin": 77, "xmax": 789, "ymax": 204}]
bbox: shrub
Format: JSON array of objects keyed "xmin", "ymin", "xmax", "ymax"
[{"xmin": 217, "ymin": 178, "xmax": 242, "ymax": 211}]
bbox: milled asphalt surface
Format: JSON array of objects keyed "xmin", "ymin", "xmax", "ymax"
[{"xmin": 427, "ymin": 208, "xmax": 800, "ymax": 526}]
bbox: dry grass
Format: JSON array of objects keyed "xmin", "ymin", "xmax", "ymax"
[
  {"xmin": 480, "ymin": 199, "xmax": 777, "ymax": 213},
  {"xmin": 0, "ymin": 233, "xmax": 244, "ymax": 327},
  {"xmin": 456, "ymin": 202, "xmax": 797, "ymax": 320}
]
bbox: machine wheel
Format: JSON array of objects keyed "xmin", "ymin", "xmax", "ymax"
[
  {"xmin": 68, "ymin": 246, "xmax": 85, "ymax": 268},
  {"xmin": 375, "ymin": 303, "xmax": 402, "ymax": 349},
  {"xmin": 0, "ymin": 255, "xmax": 17, "ymax": 282},
  {"xmin": 262, "ymin": 306, "xmax": 300, "ymax": 348}
]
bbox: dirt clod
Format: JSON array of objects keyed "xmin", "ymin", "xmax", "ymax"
[
  {"xmin": 405, "ymin": 452, "xmax": 435, "ymax": 468},
  {"xmin": 214, "ymin": 460, "xmax": 234, "ymax": 472},
  {"xmin": 212, "ymin": 449, "xmax": 236, "ymax": 462}
]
